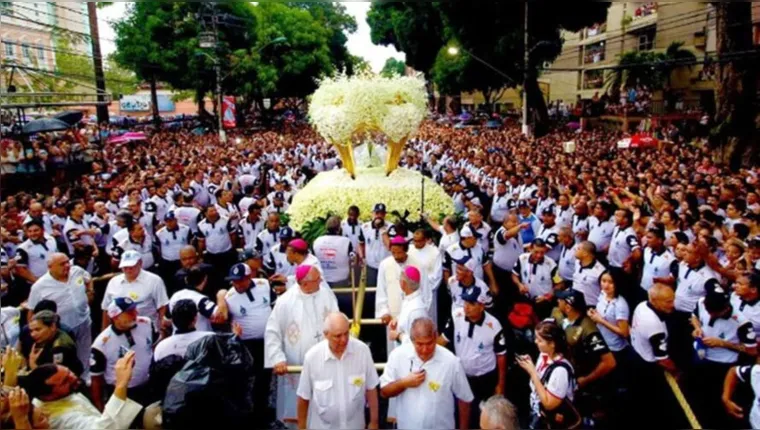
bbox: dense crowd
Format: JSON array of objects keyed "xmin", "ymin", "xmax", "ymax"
[{"xmin": 1, "ymin": 117, "xmax": 759, "ymax": 429}]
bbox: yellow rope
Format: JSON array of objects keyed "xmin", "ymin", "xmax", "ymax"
[
  {"xmin": 350, "ymin": 264, "xmax": 367, "ymax": 338},
  {"xmin": 664, "ymin": 371, "xmax": 701, "ymax": 429}
]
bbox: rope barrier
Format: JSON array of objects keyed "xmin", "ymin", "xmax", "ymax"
[
  {"xmin": 287, "ymin": 363, "xmax": 386, "ymax": 374},
  {"xmin": 664, "ymin": 371, "xmax": 701, "ymax": 429},
  {"xmin": 333, "ymin": 287, "xmax": 377, "ymax": 294}
]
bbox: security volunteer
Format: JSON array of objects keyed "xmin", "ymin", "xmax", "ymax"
[
  {"xmin": 439, "ymin": 286, "xmax": 507, "ymax": 428},
  {"xmin": 155, "ymin": 211, "xmax": 192, "ymax": 293},
  {"xmin": 511, "ymin": 239, "xmax": 562, "ymax": 318}
]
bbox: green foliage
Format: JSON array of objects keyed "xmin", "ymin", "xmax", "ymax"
[
  {"xmin": 605, "ymin": 41, "xmax": 697, "ymax": 92},
  {"xmin": 380, "ymin": 57, "xmax": 406, "ymax": 77},
  {"xmin": 298, "ymin": 213, "xmax": 332, "ymax": 245}
]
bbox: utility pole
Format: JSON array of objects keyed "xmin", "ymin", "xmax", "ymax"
[
  {"xmin": 88, "ymin": 2, "xmax": 109, "ymax": 125},
  {"xmin": 211, "ymin": 3, "xmax": 226, "ymax": 143},
  {"xmin": 522, "ymin": 1, "xmax": 530, "ymax": 136}
]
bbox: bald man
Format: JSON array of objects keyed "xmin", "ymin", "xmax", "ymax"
[
  {"xmin": 23, "ymin": 202, "xmax": 54, "ymax": 235},
  {"xmin": 173, "ymin": 246, "xmax": 213, "ymax": 295},
  {"xmin": 27, "ymin": 253, "xmax": 94, "ymax": 381},
  {"xmin": 629, "ymin": 284, "xmax": 679, "ymax": 427},
  {"xmin": 297, "ymin": 313, "xmax": 379, "ymax": 429},
  {"xmin": 265, "ymin": 265, "xmax": 339, "ymax": 423},
  {"xmin": 380, "ymin": 318, "xmax": 474, "ymax": 430}
]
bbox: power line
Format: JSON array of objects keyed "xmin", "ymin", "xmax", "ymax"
[
  {"xmin": 1, "ymin": 39, "xmax": 103, "ymax": 62},
  {"xmin": 10, "ymin": 3, "xmax": 91, "ymax": 31},
  {"xmin": 0, "ymin": 10, "xmax": 116, "ymax": 44},
  {"xmin": 3, "ymin": 63, "xmax": 137, "ymax": 86}
]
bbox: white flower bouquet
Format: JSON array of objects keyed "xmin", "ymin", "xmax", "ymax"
[{"xmin": 288, "ymin": 167, "xmax": 454, "ymax": 232}]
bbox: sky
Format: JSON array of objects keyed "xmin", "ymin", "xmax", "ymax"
[{"xmin": 98, "ymin": 2, "xmax": 405, "ymax": 73}]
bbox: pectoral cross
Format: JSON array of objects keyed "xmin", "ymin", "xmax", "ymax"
[{"xmin": 314, "ymin": 332, "xmax": 322, "ymax": 342}]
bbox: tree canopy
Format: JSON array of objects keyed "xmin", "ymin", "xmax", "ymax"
[{"xmin": 380, "ymin": 57, "xmax": 406, "ymax": 77}]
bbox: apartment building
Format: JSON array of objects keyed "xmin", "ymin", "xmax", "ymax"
[
  {"xmin": 543, "ymin": 2, "xmax": 717, "ymax": 110},
  {"xmin": 0, "ymin": 2, "xmax": 91, "ymax": 74}
]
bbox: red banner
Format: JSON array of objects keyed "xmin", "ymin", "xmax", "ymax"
[{"xmin": 222, "ymin": 96, "xmax": 236, "ymax": 129}]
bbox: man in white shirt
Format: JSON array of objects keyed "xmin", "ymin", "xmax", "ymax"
[
  {"xmin": 27, "ymin": 253, "xmax": 93, "ymax": 382},
  {"xmin": 15, "ymin": 220, "xmax": 57, "ymax": 283},
  {"xmin": 101, "ymin": 250, "xmax": 169, "ymax": 332},
  {"xmin": 265, "ymin": 264, "xmax": 339, "ymax": 424},
  {"xmin": 154, "ymin": 299, "xmax": 213, "ymax": 362},
  {"xmin": 155, "ymin": 211, "xmax": 192, "ymax": 293},
  {"xmin": 380, "ymin": 317, "xmax": 474, "ymax": 430},
  {"xmin": 361, "ymin": 203, "xmax": 391, "ymax": 287},
  {"xmin": 408, "ymin": 229, "xmax": 443, "ymax": 322},
  {"xmin": 389, "ymin": 266, "xmax": 429, "ymax": 347},
  {"xmin": 23, "ymin": 351, "xmax": 142, "ymax": 429},
  {"xmin": 296, "ymin": 312, "xmax": 380, "ymax": 430},
  {"xmin": 314, "ymin": 216, "xmax": 354, "ymax": 314}
]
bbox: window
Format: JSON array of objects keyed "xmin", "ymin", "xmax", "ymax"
[
  {"xmin": 583, "ymin": 70, "xmax": 605, "ymax": 90},
  {"xmin": 37, "ymin": 46, "xmax": 45, "ymax": 61},
  {"xmin": 22, "ymin": 44, "xmax": 31, "ymax": 61},
  {"xmin": 4, "ymin": 41, "xmax": 16, "ymax": 59},
  {"xmin": 584, "ymin": 41, "xmax": 606, "ymax": 64},
  {"xmin": 638, "ymin": 29, "xmax": 656, "ymax": 51},
  {"xmin": 0, "ymin": 2, "xmax": 12, "ymax": 13}
]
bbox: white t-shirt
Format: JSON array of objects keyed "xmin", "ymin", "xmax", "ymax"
[
  {"xmin": 101, "ymin": 270, "xmax": 169, "ymax": 329},
  {"xmin": 595, "ymin": 294, "xmax": 630, "ymax": 352},
  {"xmin": 153, "ymin": 331, "xmax": 213, "ymax": 362},
  {"xmin": 529, "ymin": 353, "xmax": 575, "ymax": 415}
]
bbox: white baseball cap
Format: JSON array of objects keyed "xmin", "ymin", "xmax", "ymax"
[{"xmin": 119, "ymin": 250, "xmax": 142, "ymax": 268}]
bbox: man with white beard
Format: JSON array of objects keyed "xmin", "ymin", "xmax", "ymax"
[
  {"xmin": 408, "ymin": 229, "xmax": 442, "ymax": 323},
  {"xmin": 376, "ymin": 236, "xmax": 429, "ymax": 358},
  {"xmin": 265, "ymin": 265, "xmax": 339, "ymax": 425}
]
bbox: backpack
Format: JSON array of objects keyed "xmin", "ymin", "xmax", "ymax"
[
  {"xmin": 539, "ymin": 361, "xmax": 582, "ymax": 429},
  {"xmin": 508, "ymin": 302, "xmax": 537, "ymax": 330}
]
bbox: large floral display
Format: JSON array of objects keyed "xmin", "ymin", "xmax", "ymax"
[{"xmin": 288, "ymin": 73, "xmax": 454, "ymax": 232}]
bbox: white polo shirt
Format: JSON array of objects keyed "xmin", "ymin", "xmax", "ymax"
[
  {"xmin": 735, "ymin": 365, "xmax": 760, "ymax": 429},
  {"xmin": 197, "ymin": 216, "xmax": 234, "ymax": 254},
  {"xmin": 595, "ymin": 294, "xmax": 630, "ymax": 352},
  {"xmin": 537, "ymin": 224, "xmax": 561, "ymax": 262},
  {"xmin": 631, "ymin": 302, "xmax": 669, "ymax": 363},
  {"xmin": 607, "ymin": 226, "xmax": 641, "ymax": 268},
  {"xmin": 173, "ymin": 206, "xmax": 202, "ymax": 234},
  {"xmin": 313, "ymin": 234, "xmax": 352, "ymax": 283},
  {"xmin": 341, "ymin": 220, "xmax": 364, "ymax": 252},
  {"xmin": 114, "ymin": 235, "xmax": 155, "ymax": 269},
  {"xmin": 225, "ymin": 279, "xmax": 273, "ymax": 340},
  {"xmin": 379, "ymin": 343, "xmax": 474, "ymax": 430},
  {"xmin": 513, "ymin": 254, "xmax": 560, "ymax": 299},
  {"xmin": 694, "ymin": 298, "xmax": 756, "ymax": 364},
  {"xmin": 448, "ymin": 277, "xmax": 492, "ymax": 314},
  {"xmin": 555, "ymin": 206, "xmax": 575, "ymax": 229},
  {"xmin": 442, "ymin": 309, "xmax": 506, "ymax": 377},
  {"xmin": 101, "ymin": 270, "xmax": 169, "ymax": 329},
  {"xmin": 732, "ymin": 293, "xmax": 760, "ymax": 339},
  {"xmin": 265, "ymin": 247, "xmax": 295, "ymax": 278},
  {"xmin": 156, "ymin": 225, "xmax": 191, "ymax": 262},
  {"xmin": 444, "ymin": 242, "xmax": 488, "ymax": 281},
  {"xmin": 63, "ymin": 217, "xmax": 93, "ymax": 254},
  {"xmin": 572, "ymin": 215, "xmax": 590, "ymax": 238},
  {"xmin": 464, "ymin": 222, "xmax": 492, "ymax": 256},
  {"xmin": 673, "ymin": 262, "xmax": 721, "ymax": 313},
  {"xmin": 169, "ymin": 288, "xmax": 218, "ymax": 333},
  {"xmin": 557, "ymin": 243, "xmax": 578, "ymax": 282},
  {"xmin": 90, "ymin": 317, "xmax": 153, "ymax": 387},
  {"xmin": 296, "ymin": 338, "xmax": 379, "ymax": 430},
  {"xmin": 153, "ymin": 330, "xmax": 213, "ymax": 362},
  {"xmin": 587, "ymin": 218, "xmax": 614, "ymax": 252},
  {"xmin": 28, "ymin": 265, "xmax": 92, "ymax": 329},
  {"xmin": 572, "ymin": 259, "xmax": 606, "ymax": 306},
  {"xmin": 239, "ymin": 216, "xmax": 265, "ymax": 251},
  {"xmin": 640, "ymin": 247, "xmax": 675, "ymax": 292},
  {"xmin": 256, "ymin": 228, "xmax": 281, "ymax": 257},
  {"xmin": 0, "ymin": 307, "xmax": 21, "ymax": 350},
  {"xmin": 16, "ymin": 235, "xmax": 58, "ymax": 278},
  {"xmin": 490, "ymin": 193, "xmax": 511, "ymax": 223},
  {"xmin": 361, "ymin": 221, "xmax": 390, "ymax": 269},
  {"xmin": 493, "ymin": 228, "xmax": 522, "ymax": 272},
  {"xmin": 149, "ymin": 195, "xmax": 173, "ymax": 222}
]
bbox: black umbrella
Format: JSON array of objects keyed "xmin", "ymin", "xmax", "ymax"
[
  {"xmin": 22, "ymin": 118, "xmax": 70, "ymax": 135},
  {"xmin": 54, "ymin": 111, "xmax": 84, "ymax": 125}
]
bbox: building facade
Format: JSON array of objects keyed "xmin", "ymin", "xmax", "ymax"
[{"xmin": 542, "ymin": 2, "xmax": 718, "ymax": 112}]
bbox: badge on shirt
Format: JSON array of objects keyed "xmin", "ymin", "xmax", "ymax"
[
  {"xmin": 428, "ymin": 381, "xmax": 441, "ymax": 392},
  {"xmin": 128, "ymin": 292, "xmax": 139, "ymax": 301},
  {"xmin": 352, "ymin": 377, "xmax": 364, "ymax": 387},
  {"xmin": 53, "ymin": 353, "xmax": 64, "ymax": 364},
  {"xmin": 240, "ymin": 305, "xmax": 247, "ymax": 316}
]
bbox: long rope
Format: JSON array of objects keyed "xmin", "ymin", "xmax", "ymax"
[{"xmin": 664, "ymin": 371, "xmax": 702, "ymax": 429}]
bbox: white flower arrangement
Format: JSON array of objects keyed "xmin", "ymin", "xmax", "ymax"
[
  {"xmin": 309, "ymin": 72, "xmax": 428, "ymax": 176},
  {"xmin": 288, "ymin": 167, "xmax": 454, "ymax": 231}
]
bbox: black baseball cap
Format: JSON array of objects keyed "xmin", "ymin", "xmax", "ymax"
[
  {"xmin": 373, "ymin": 203, "xmax": 387, "ymax": 213},
  {"xmin": 556, "ymin": 289, "xmax": 587, "ymax": 310}
]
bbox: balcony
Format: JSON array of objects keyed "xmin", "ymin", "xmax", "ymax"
[
  {"xmin": 583, "ymin": 42, "xmax": 606, "ymax": 65},
  {"xmin": 627, "ymin": 3, "xmax": 658, "ymax": 32},
  {"xmin": 580, "ymin": 23, "xmax": 607, "ymax": 45}
]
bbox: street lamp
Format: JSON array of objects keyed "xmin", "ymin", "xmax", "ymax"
[{"xmin": 447, "ymin": 46, "xmax": 459, "ymax": 56}]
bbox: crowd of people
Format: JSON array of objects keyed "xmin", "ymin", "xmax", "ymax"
[{"xmin": 1, "ymin": 116, "xmax": 759, "ymax": 430}]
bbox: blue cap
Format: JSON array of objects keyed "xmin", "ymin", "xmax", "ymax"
[
  {"xmin": 461, "ymin": 286, "xmax": 486, "ymax": 304},
  {"xmin": 225, "ymin": 263, "xmax": 252, "ymax": 281},
  {"xmin": 107, "ymin": 297, "xmax": 138, "ymax": 318},
  {"xmin": 279, "ymin": 226, "xmax": 294, "ymax": 239},
  {"xmin": 373, "ymin": 203, "xmax": 387, "ymax": 213},
  {"xmin": 164, "ymin": 211, "xmax": 177, "ymax": 221},
  {"xmin": 274, "ymin": 192, "xmax": 285, "ymax": 200}
]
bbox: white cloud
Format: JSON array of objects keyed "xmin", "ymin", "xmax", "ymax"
[{"xmin": 98, "ymin": 1, "xmax": 405, "ymax": 73}]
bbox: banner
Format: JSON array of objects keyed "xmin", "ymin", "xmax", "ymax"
[
  {"xmin": 222, "ymin": 96, "xmax": 236, "ymax": 129},
  {"xmin": 119, "ymin": 95, "xmax": 175, "ymax": 112}
]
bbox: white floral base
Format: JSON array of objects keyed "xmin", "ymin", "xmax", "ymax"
[{"xmin": 288, "ymin": 167, "xmax": 454, "ymax": 231}]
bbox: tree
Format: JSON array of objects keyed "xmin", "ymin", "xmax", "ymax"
[
  {"xmin": 348, "ymin": 55, "xmax": 372, "ymax": 75},
  {"xmin": 380, "ymin": 57, "xmax": 406, "ymax": 77},
  {"xmin": 711, "ymin": 2, "xmax": 757, "ymax": 169}
]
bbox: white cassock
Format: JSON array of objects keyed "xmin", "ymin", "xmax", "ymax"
[
  {"xmin": 265, "ymin": 286, "xmax": 339, "ymax": 423},
  {"xmin": 409, "ymin": 244, "xmax": 443, "ymax": 321},
  {"xmin": 375, "ymin": 254, "xmax": 429, "ymax": 357}
]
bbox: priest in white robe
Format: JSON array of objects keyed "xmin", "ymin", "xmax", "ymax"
[
  {"xmin": 408, "ymin": 229, "xmax": 443, "ymax": 322},
  {"xmin": 375, "ymin": 236, "xmax": 429, "ymax": 357},
  {"xmin": 265, "ymin": 264, "xmax": 339, "ymax": 424}
]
